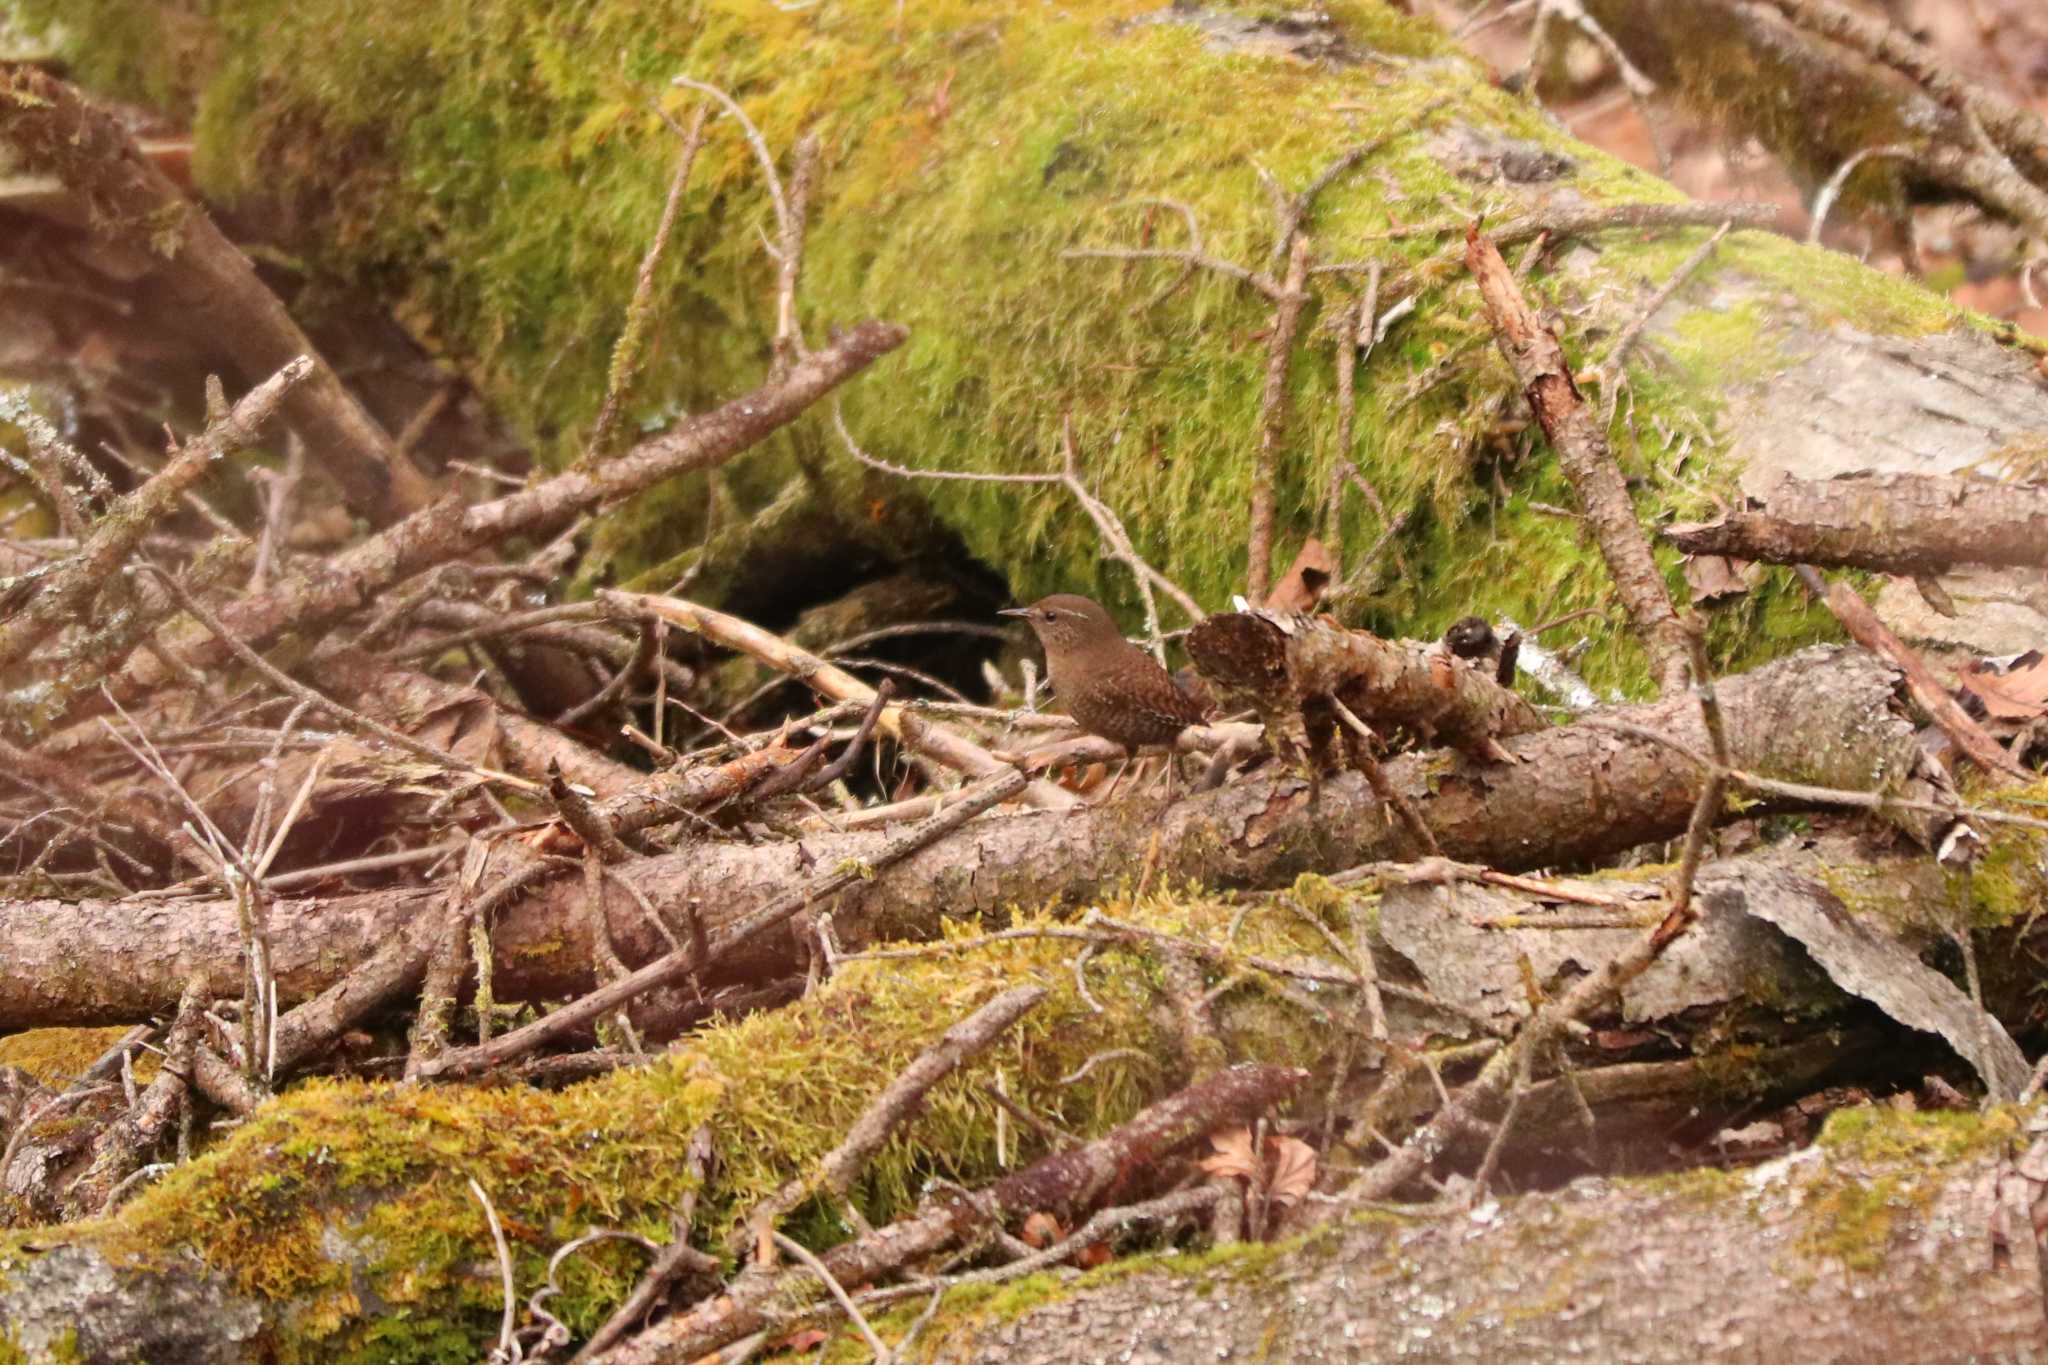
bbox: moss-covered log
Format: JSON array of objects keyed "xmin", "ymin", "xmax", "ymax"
[
  {"xmin": 0, "ymin": 907, "xmax": 1319, "ymax": 1361},
  {"xmin": 17, "ymin": 1, "xmax": 2048, "ymax": 689}
]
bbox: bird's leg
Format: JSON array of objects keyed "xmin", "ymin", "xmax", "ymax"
[
  {"xmin": 1098, "ymin": 750, "xmax": 1136, "ymax": 804},
  {"xmin": 1145, "ymin": 746, "xmax": 1184, "ymax": 803}
]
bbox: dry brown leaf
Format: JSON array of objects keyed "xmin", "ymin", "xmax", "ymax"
[
  {"xmin": 1959, "ymin": 655, "xmax": 2048, "ymax": 721},
  {"xmin": 519, "ymin": 823, "xmax": 583, "ymax": 855},
  {"xmin": 768, "ymin": 1328, "xmax": 828, "ymax": 1354},
  {"xmin": 1683, "ymin": 553, "xmax": 1752, "ymax": 604},
  {"xmin": 1198, "ymin": 1126, "xmax": 1259, "ymax": 1182},
  {"xmin": 1074, "ymin": 1241, "xmax": 1113, "ymax": 1269},
  {"xmin": 1263, "ymin": 1135, "xmax": 1318, "ymax": 1207},
  {"xmin": 1020, "ymin": 1211, "xmax": 1063, "ymax": 1248},
  {"xmin": 1265, "ymin": 538, "xmax": 1338, "ymax": 613}
]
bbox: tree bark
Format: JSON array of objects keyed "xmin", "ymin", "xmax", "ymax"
[
  {"xmin": 0, "ymin": 646, "xmax": 1921, "ymax": 1030},
  {"xmin": 923, "ymin": 1116, "xmax": 2048, "ymax": 1363},
  {"xmin": 1665, "ymin": 472, "xmax": 2048, "ymax": 575}
]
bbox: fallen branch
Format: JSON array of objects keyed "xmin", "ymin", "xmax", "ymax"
[
  {"xmin": 1465, "ymin": 223, "xmax": 1693, "ymax": 694},
  {"xmin": 1794, "ymin": 565, "xmax": 2029, "ymax": 782},
  {"xmin": 591, "ymin": 1063, "xmax": 1308, "ymax": 1364},
  {"xmin": 1186, "ymin": 610, "xmax": 1546, "ymax": 765},
  {"xmin": 1664, "ymin": 473, "xmax": 2048, "ymax": 575},
  {"xmin": 0, "ymin": 68, "xmax": 434, "ymax": 524},
  {"xmin": 0, "ymin": 648, "xmax": 1925, "ymax": 1031},
  {"xmin": 415, "ymin": 767, "xmax": 1028, "ymax": 1079}
]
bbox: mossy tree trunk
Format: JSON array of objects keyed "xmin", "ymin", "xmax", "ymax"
[{"xmin": 15, "ymin": 0, "xmax": 2048, "ymax": 689}]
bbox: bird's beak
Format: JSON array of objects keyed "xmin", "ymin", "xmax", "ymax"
[{"xmin": 997, "ymin": 607, "xmax": 1030, "ymax": 618}]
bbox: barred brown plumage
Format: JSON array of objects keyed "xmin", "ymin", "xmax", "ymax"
[{"xmin": 1001, "ymin": 593, "xmax": 1207, "ymax": 761}]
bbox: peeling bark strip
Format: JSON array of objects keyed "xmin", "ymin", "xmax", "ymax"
[
  {"xmin": 86, "ymin": 322, "xmax": 907, "ymax": 725},
  {"xmin": 0, "ymin": 67, "xmax": 434, "ymax": 525},
  {"xmin": 0, "ymin": 647, "xmax": 1920, "ymax": 1030},
  {"xmin": 591, "ymin": 1063, "xmax": 1308, "ymax": 1364},
  {"xmin": 1664, "ymin": 472, "xmax": 2048, "ymax": 575},
  {"xmin": 1464, "ymin": 225, "xmax": 1693, "ymax": 694}
]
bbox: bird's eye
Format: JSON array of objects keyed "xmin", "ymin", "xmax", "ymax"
[{"xmin": 1040, "ymin": 609, "xmax": 1056, "ymax": 622}]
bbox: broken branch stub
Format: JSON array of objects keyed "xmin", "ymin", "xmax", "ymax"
[{"xmin": 1187, "ymin": 610, "xmax": 1545, "ymax": 765}]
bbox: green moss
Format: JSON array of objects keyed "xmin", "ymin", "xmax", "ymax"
[
  {"xmin": 1817, "ymin": 1102, "xmax": 2019, "ymax": 1166},
  {"xmin": 12, "ymin": 0, "xmax": 1982, "ymax": 695},
  {"xmin": 0, "ymin": 1028, "xmax": 157, "ymax": 1088},
  {"xmin": 1799, "ymin": 1172, "xmax": 1905, "ymax": 1272},
  {"xmin": 1958, "ymin": 791, "xmax": 2048, "ymax": 928},
  {"xmin": 7, "ymin": 891, "xmax": 1339, "ymax": 1358},
  {"xmin": 1794, "ymin": 1107, "xmax": 2021, "ymax": 1274}
]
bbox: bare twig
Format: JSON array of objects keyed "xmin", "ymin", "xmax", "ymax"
[
  {"xmin": 771, "ymin": 132, "xmax": 820, "ymax": 373},
  {"xmin": 0, "ymin": 359, "xmax": 312, "ymax": 672},
  {"xmin": 419, "ymin": 768, "xmax": 1027, "ymax": 1078},
  {"xmin": 604, "ymin": 590, "xmax": 1075, "ymax": 809},
  {"xmin": 1594, "ymin": 221, "xmax": 1732, "ymax": 424},
  {"xmin": 0, "ymin": 67, "xmax": 432, "ymax": 523},
  {"xmin": 1465, "ymin": 224, "xmax": 1691, "ymax": 694},
  {"xmin": 770, "ymin": 1231, "xmax": 890, "ymax": 1361},
  {"xmin": 591, "ymin": 1066, "xmax": 1305, "ymax": 1364},
  {"xmin": 572, "ymin": 1125, "xmax": 719, "ymax": 1362},
  {"xmin": 586, "ymin": 104, "xmax": 710, "ymax": 458},
  {"xmin": 1808, "ymin": 145, "xmax": 1918, "ymax": 246},
  {"xmin": 85, "ymin": 323, "xmax": 904, "ymax": 730},
  {"xmin": 1248, "ymin": 234, "xmax": 1313, "ymax": 604},
  {"xmin": 141, "ymin": 564, "xmax": 524, "ymax": 790},
  {"xmin": 469, "ymin": 1177, "xmax": 522, "ymax": 1364},
  {"xmin": 833, "ymin": 403, "xmax": 1202, "ymax": 635}
]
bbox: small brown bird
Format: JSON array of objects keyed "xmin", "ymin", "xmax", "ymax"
[{"xmin": 1002, "ymin": 593, "xmax": 1207, "ymax": 797}]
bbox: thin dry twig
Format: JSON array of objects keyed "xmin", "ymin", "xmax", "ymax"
[
  {"xmin": 832, "ymin": 403, "xmax": 1202, "ymax": 639},
  {"xmin": 419, "ymin": 767, "xmax": 1027, "ymax": 1078},
  {"xmin": 1465, "ymin": 224, "xmax": 1691, "ymax": 694},
  {"xmin": 770, "ymin": 1231, "xmax": 891, "ymax": 1361},
  {"xmin": 1248, "ymin": 234, "xmax": 1313, "ymax": 604},
  {"xmin": 468, "ymin": 1177, "xmax": 522, "ymax": 1364},
  {"xmin": 585, "ymin": 104, "xmax": 711, "ymax": 458},
  {"xmin": 0, "ymin": 359, "xmax": 313, "ymax": 672},
  {"xmin": 1793, "ymin": 565, "xmax": 2029, "ymax": 782},
  {"xmin": 604, "ymin": 589, "xmax": 1075, "ymax": 809}
]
